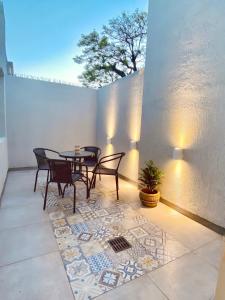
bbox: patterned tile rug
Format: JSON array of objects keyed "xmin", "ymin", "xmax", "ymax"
[{"xmin": 39, "ymin": 180, "xmax": 189, "ymax": 300}]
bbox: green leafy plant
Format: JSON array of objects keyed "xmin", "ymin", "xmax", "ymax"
[{"xmin": 139, "ymin": 160, "xmax": 163, "ymax": 194}]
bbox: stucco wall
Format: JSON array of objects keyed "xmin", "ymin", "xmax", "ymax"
[
  {"xmin": 0, "ymin": 2, "xmax": 8, "ymax": 197},
  {"xmin": 6, "ymin": 76, "xmax": 97, "ymax": 168},
  {"xmin": 0, "ymin": 137, "xmax": 8, "ymax": 194},
  {"xmin": 140, "ymin": 0, "xmax": 225, "ymax": 227},
  {"xmin": 96, "ymin": 71, "xmax": 144, "ymax": 182}
]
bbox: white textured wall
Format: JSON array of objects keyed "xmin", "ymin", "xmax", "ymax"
[
  {"xmin": 140, "ymin": 0, "xmax": 225, "ymax": 227},
  {"xmin": 96, "ymin": 71, "xmax": 144, "ymax": 182},
  {"xmin": 0, "ymin": 137, "xmax": 8, "ymax": 193},
  {"xmin": 0, "ymin": 2, "xmax": 8, "ymax": 196},
  {"xmin": 6, "ymin": 76, "xmax": 97, "ymax": 168}
]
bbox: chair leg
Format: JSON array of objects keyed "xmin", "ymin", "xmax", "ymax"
[
  {"xmin": 43, "ymin": 182, "xmax": 49, "ymax": 210},
  {"xmin": 73, "ymin": 185, "xmax": 76, "ymax": 213},
  {"xmin": 59, "ymin": 183, "xmax": 63, "ymax": 195},
  {"xmin": 86, "ymin": 180, "xmax": 89, "ymax": 199},
  {"xmin": 90, "ymin": 173, "xmax": 95, "ymax": 190},
  {"xmin": 46, "ymin": 170, "xmax": 49, "ymax": 189},
  {"xmin": 86, "ymin": 171, "xmax": 89, "ymax": 199},
  {"xmin": 57, "ymin": 183, "xmax": 61, "ymax": 196},
  {"xmin": 93, "ymin": 174, "xmax": 97, "ymax": 188},
  {"xmin": 62, "ymin": 184, "xmax": 67, "ymax": 198},
  {"xmin": 115, "ymin": 175, "xmax": 119, "ymax": 200},
  {"xmin": 34, "ymin": 169, "xmax": 39, "ymax": 192}
]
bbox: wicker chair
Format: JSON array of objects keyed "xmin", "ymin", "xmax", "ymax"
[
  {"xmin": 89, "ymin": 152, "xmax": 125, "ymax": 200},
  {"xmin": 43, "ymin": 159, "xmax": 89, "ymax": 213},
  {"xmin": 33, "ymin": 148, "xmax": 59, "ymax": 192}
]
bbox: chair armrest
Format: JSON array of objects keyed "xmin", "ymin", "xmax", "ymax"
[{"xmin": 45, "ymin": 149, "xmax": 59, "ymax": 155}]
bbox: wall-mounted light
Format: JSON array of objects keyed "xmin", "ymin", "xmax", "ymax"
[
  {"xmin": 107, "ymin": 136, "xmax": 112, "ymax": 145},
  {"xmin": 130, "ymin": 139, "xmax": 138, "ymax": 150},
  {"xmin": 173, "ymin": 147, "xmax": 183, "ymax": 160}
]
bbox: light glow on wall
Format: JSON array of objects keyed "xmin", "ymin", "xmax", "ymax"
[
  {"xmin": 106, "ymin": 84, "xmax": 118, "ymax": 141},
  {"xmin": 127, "ymin": 72, "xmax": 143, "ymax": 143},
  {"xmin": 163, "ymin": 159, "xmax": 196, "ymax": 208},
  {"xmin": 126, "ymin": 148, "xmax": 139, "ymax": 182},
  {"xmin": 162, "ymin": 53, "xmax": 206, "ymax": 208}
]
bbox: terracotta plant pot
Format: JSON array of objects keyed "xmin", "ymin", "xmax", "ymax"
[{"xmin": 139, "ymin": 188, "xmax": 160, "ymax": 207}]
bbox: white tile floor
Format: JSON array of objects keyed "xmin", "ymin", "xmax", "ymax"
[{"xmin": 0, "ymin": 170, "xmax": 224, "ymax": 300}]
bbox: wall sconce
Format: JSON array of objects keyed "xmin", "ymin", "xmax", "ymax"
[
  {"xmin": 130, "ymin": 139, "xmax": 138, "ymax": 150},
  {"xmin": 107, "ymin": 136, "xmax": 112, "ymax": 144},
  {"xmin": 173, "ymin": 147, "xmax": 183, "ymax": 160}
]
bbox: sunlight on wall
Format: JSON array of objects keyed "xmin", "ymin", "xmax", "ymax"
[{"xmin": 106, "ymin": 84, "xmax": 118, "ymax": 140}]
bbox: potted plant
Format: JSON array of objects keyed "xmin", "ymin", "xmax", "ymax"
[{"xmin": 139, "ymin": 160, "xmax": 163, "ymax": 207}]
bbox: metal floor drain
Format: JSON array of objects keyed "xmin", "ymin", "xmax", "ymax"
[{"xmin": 108, "ymin": 236, "xmax": 132, "ymax": 253}]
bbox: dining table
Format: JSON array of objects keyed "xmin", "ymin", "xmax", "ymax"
[
  {"xmin": 59, "ymin": 150, "xmax": 94, "ymax": 196},
  {"xmin": 59, "ymin": 150, "xmax": 94, "ymax": 173}
]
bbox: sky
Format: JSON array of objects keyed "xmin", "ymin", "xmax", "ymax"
[{"xmin": 3, "ymin": 0, "xmax": 148, "ymax": 85}]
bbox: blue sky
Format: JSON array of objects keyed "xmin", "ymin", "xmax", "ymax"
[{"xmin": 3, "ymin": 0, "xmax": 148, "ymax": 84}]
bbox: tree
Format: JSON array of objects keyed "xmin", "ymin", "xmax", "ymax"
[{"xmin": 74, "ymin": 9, "xmax": 148, "ymax": 88}]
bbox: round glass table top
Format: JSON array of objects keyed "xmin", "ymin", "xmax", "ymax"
[{"xmin": 59, "ymin": 150, "xmax": 94, "ymax": 159}]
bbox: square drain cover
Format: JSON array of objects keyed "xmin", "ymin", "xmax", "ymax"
[{"xmin": 108, "ymin": 236, "xmax": 131, "ymax": 253}]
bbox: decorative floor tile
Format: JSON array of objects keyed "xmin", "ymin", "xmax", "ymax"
[
  {"xmin": 127, "ymin": 242, "xmax": 147, "ymax": 260},
  {"xmin": 43, "ymin": 183, "xmax": 190, "ymax": 299},
  {"xmin": 61, "ymin": 198, "xmax": 73, "ymax": 210},
  {"xmin": 54, "ymin": 226, "xmax": 72, "ymax": 238},
  {"xmin": 52, "ymin": 218, "xmax": 67, "ymax": 228},
  {"xmin": 99, "ymin": 270, "xmax": 120, "ymax": 288},
  {"xmin": 56, "ymin": 235, "xmax": 78, "ymax": 250},
  {"xmin": 80, "ymin": 240, "xmax": 104, "ymax": 257},
  {"xmin": 130, "ymin": 227, "xmax": 148, "ymax": 239},
  {"xmin": 71, "ymin": 222, "xmax": 90, "ymax": 236},
  {"xmin": 93, "ymin": 226, "xmax": 111, "ymax": 241},
  {"xmin": 66, "ymin": 259, "xmax": 91, "ymax": 280},
  {"xmin": 78, "ymin": 232, "xmax": 93, "ymax": 242},
  {"xmin": 78, "ymin": 206, "xmax": 92, "ymax": 214},
  {"xmin": 62, "ymin": 246, "xmax": 83, "ymax": 263},
  {"xmin": 95, "ymin": 208, "xmax": 109, "ymax": 217},
  {"xmin": 81, "ymin": 211, "xmax": 98, "ymax": 221},
  {"xmin": 138, "ymin": 254, "xmax": 159, "ymax": 271},
  {"xmin": 105, "ymin": 248, "xmax": 131, "ymax": 265},
  {"xmin": 106, "ymin": 206, "xmax": 121, "ymax": 215},
  {"xmin": 49, "ymin": 210, "xmax": 65, "ymax": 221},
  {"xmin": 117, "ymin": 260, "xmax": 144, "ymax": 282},
  {"xmin": 67, "ymin": 214, "xmax": 84, "ymax": 225},
  {"xmin": 87, "ymin": 252, "xmax": 113, "ymax": 273}
]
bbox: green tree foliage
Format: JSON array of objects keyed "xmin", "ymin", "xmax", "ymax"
[{"xmin": 74, "ymin": 9, "xmax": 148, "ymax": 88}]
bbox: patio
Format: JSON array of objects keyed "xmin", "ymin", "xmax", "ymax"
[
  {"xmin": 1, "ymin": 1, "xmax": 225, "ymax": 299},
  {"xmin": 0, "ymin": 169, "xmax": 223, "ymax": 300}
]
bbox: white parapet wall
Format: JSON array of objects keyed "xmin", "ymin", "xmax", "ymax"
[
  {"xmin": 140, "ymin": 0, "xmax": 225, "ymax": 228},
  {"xmin": 96, "ymin": 70, "xmax": 144, "ymax": 182},
  {"xmin": 0, "ymin": 2, "xmax": 8, "ymax": 196},
  {"xmin": 0, "ymin": 137, "xmax": 8, "ymax": 195},
  {"xmin": 6, "ymin": 76, "xmax": 97, "ymax": 168}
]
